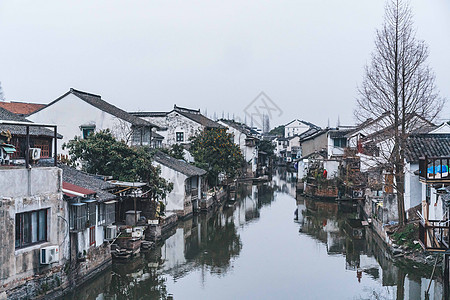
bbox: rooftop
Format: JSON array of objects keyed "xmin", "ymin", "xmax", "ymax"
[
  {"xmin": 285, "ymin": 119, "xmax": 320, "ymax": 129},
  {"xmin": 173, "ymin": 105, "xmax": 223, "ymax": 129},
  {"xmin": 405, "ymin": 134, "xmax": 450, "ymax": 163},
  {"xmin": 57, "ymin": 163, "xmax": 116, "ymax": 202},
  {"xmin": 153, "ymin": 151, "xmax": 207, "ymax": 177},
  {"xmin": 130, "ymin": 105, "xmax": 223, "ymax": 129},
  {"xmin": 0, "ymin": 102, "xmax": 45, "ymax": 115},
  {"xmin": 31, "ymin": 88, "xmax": 158, "ymax": 128},
  {"xmin": 0, "ymin": 107, "xmax": 62, "ymax": 138},
  {"xmin": 219, "ymin": 119, "xmax": 260, "ymax": 138}
]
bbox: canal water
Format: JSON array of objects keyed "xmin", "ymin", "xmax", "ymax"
[{"xmin": 66, "ymin": 171, "xmax": 444, "ymax": 300}]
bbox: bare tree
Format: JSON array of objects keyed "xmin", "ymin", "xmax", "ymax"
[
  {"xmin": 111, "ymin": 117, "xmax": 133, "ymax": 144},
  {"xmin": 355, "ymin": 0, "xmax": 445, "ymax": 225}
]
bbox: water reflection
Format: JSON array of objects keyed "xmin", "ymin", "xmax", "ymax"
[
  {"xmin": 296, "ymin": 197, "xmax": 444, "ymax": 300},
  {"xmin": 65, "ymin": 171, "xmax": 444, "ymax": 300}
]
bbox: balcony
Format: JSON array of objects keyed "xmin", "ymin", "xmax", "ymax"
[
  {"xmin": 418, "ymin": 211, "xmax": 450, "ymax": 252},
  {"xmin": 419, "ymin": 156, "xmax": 450, "ymax": 183}
]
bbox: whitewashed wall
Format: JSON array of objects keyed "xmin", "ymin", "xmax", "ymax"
[
  {"xmin": 28, "ymin": 93, "xmax": 133, "ymax": 155},
  {"xmin": 285, "ymin": 120, "xmax": 311, "ymax": 138},
  {"xmin": 141, "ymin": 112, "xmax": 203, "ymax": 147},
  {"xmin": 324, "ymin": 160, "xmax": 340, "ymax": 179},
  {"xmin": 404, "ymin": 163, "xmax": 422, "ymax": 212},
  {"xmin": 327, "ymin": 135, "xmax": 345, "ymax": 158},
  {"xmin": 218, "ymin": 121, "xmax": 258, "ymax": 173},
  {"xmin": 153, "ymin": 162, "xmax": 188, "ymax": 212}
]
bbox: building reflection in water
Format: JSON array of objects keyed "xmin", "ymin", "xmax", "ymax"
[
  {"xmin": 65, "ymin": 181, "xmax": 276, "ymax": 300},
  {"xmin": 296, "ymin": 196, "xmax": 444, "ymax": 300},
  {"xmin": 65, "ymin": 171, "xmax": 444, "ymax": 300}
]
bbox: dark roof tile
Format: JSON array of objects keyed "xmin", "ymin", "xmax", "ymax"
[
  {"xmin": 153, "ymin": 151, "xmax": 206, "ymax": 177},
  {"xmin": 0, "ymin": 107, "xmax": 62, "ymax": 138},
  {"xmin": 405, "ymin": 134, "xmax": 450, "ymax": 162}
]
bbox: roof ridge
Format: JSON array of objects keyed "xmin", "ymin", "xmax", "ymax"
[
  {"xmin": 173, "ymin": 105, "xmax": 200, "ymax": 114},
  {"xmin": 70, "ymin": 88, "xmax": 101, "ymax": 98}
]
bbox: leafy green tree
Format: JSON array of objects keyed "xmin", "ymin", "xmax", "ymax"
[
  {"xmin": 189, "ymin": 129, "xmax": 244, "ymax": 185},
  {"xmin": 269, "ymin": 125, "xmax": 285, "ymax": 137},
  {"xmin": 257, "ymin": 139, "xmax": 275, "ymax": 159},
  {"xmin": 63, "ymin": 129, "xmax": 172, "ymax": 200}
]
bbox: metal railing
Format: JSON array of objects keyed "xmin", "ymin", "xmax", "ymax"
[{"xmin": 419, "ymin": 156, "xmax": 450, "ymax": 182}]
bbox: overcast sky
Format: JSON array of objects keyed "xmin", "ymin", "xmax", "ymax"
[{"xmin": 0, "ymin": 0, "xmax": 449, "ymax": 129}]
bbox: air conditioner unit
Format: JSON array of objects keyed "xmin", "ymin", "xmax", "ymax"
[
  {"xmin": 105, "ymin": 225, "xmax": 117, "ymax": 241},
  {"xmin": 40, "ymin": 246, "xmax": 59, "ymax": 265},
  {"xmin": 29, "ymin": 148, "xmax": 41, "ymax": 161}
]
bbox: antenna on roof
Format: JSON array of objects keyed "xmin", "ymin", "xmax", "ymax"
[
  {"xmin": 336, "ymin": 115, "xmax": 340, "ymax": 128},
  {"xmin": 327, "ymin": 118, "xmax": 330, "ymax": 128}
]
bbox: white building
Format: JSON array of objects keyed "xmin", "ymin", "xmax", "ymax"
[
  {"xmin": 27, "ymin": 88, "xmax": 160, "ymax": 155},
  {"xmin": 284, "ymin": 119, "xmax": 319, "ymax": 138},
  {"xmin": 217, "ymin": 119, "xmax": 259, "ymax": 176},
  {"xmin": 131, "ymin": 105, "xmax": 223, "ymax": 147},
  {"xmin": 153, "ymin": 151, "xmax": 206, "ymax": 218}
]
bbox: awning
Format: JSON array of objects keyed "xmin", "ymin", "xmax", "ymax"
[
  {"xmin": 82, "ymin": 199, "xmax": 97, "ymax": 203},
  {"xmin": 62, "ymin": 181, "xmax": 96, "ymax": 198},
  {"xmin": 1, "ymin": 144, "xmax": 16, "ymax": 153},
  {"xmin": 104, "ymin": 200, "xmax": 118, "ymax": 205}
]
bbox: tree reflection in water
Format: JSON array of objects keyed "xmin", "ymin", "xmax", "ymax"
[
  {"xmin": 296, "ymin": 196, "xmax": 444, "ymax": 299},
  {"xmin": 78, "ymin": 181, "xmax": 274, "ymax": 300}
]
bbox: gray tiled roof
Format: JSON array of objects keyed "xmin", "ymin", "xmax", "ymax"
[
  {"xmin": 219, "ymin": 119, "xmax": 259, "ymax": 138},
  {"xmin": 405, "ymin": 134, "xmax": 450, "ymax": 163},
  {"xmin": 300, "ymin": 128, "xmax": 328, "ymax": 142},
  {"xmin": 298, "ymin": 127, "xmax": 321, "ymax": 140},
  {"xmin": 328, "ymin": 128, "xmax": 354, "ymax": 138},
  {"xmin": 173, "ymin": 105, "xmax": 223, "ymax": 129},
  {"xmin": 58, "ymin": 163, "xmax": 117, "ymax": 202},
  {"xmin": 31, "ymin": 88, "xmax": 158, "ymax": 128},
  {"xmin": 0, "ymin": 106, "xmax": 62, "ymax": 138},
  {"xmin": 130, "ymin": 111, "xmax": 168, "ymax": 118},
  {"xmin": 153, "ymin": 151, "xmax": 206, "ymax": 177}
]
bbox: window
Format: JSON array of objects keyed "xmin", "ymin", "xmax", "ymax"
[
  {"xmin": 69, "ymin": 203, "xmax": 87, "ymax": 231},
  {"xmin": 80, "ymin": 126, "xmax": 95, "ymax": 139},
  {"xmin": 83, "ymin": 200, "xmax": 96, "ymax": 227},
  {"xmin": 333, "ymin": 138, "xmax": 347, "ymax": 148},
  {"xmin": 33, "ymin": 139, "xmax": 51, "ymax": 158},
  {"xmin": 98, "ymin": 201, "xmax": 116, "ymax": 225},
  {"xmin": 15, "ymin": 209, "xmax": 48, "ymax": 249},
  {"xmin": 89, "ymin": 226, "xmax": 96, "ymax": 246},
  {"xmin": 176, "ymin": 132, "xmax": 184, "ymax": 142}
]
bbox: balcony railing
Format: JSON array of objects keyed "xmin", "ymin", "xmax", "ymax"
[
  {"xmin": 418, "ymin": 211, "xmax": 450, "ymax": 252},
  {"xmin": 419, "ymin": 156, "xmax": 450, "ymax": 182}
]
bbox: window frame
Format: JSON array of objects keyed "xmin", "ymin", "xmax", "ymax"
[
  {"xmin": 69, "ymin": 202, "xmax": 87, "ymax": 231},
  {"xmin": 89, "ymin": 226, "xmax": 96, "ymax": 246},
  {"xmin": 333, "ymin": 137, "xmax": 347, "ymax": 148},
  {"xmin": 176, "ymin": 132, "xmax": 184, "ymax": 142},
  {"xmin": 15, "ymin": 209, "xmax": 48, "ymax": 249},
  {"xmin": 80, "ymin": 125, "xmax": 96, "ymax": 139}
]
